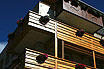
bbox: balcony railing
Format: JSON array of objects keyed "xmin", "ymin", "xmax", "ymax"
[
  {"xmin": 28, "ymin": 10, "xmax": 104, "ymax": 55},
  {"xmin": 25, "ymin": 48, "xmax": 94, "ymax": 69}
]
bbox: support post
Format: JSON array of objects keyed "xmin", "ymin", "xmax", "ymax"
[
  {"xmin": 93, "ymin": 51, "xmax": 96, "ymax": 69},
  {"xmin": 91, "ymin": 39, "xmax": 96, "ymax": 69},
  {"xmin": 55, "ymin": 22, "xmax": 58, "ymax": 69},
  {"xmin": 62, "ymin": 41, "xmax": 64, "ymax": 59}
]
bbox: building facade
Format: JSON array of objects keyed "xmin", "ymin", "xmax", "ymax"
[{"xmin": 0, "ymin": 0, "xmax": 104, "ymax": 69}]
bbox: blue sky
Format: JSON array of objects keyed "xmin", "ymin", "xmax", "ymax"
[
  {"xmin": 0, "ymin": 0, "xmax": 39, "ymax": 53},
  {"xmin": 82, "ymin": 0, "xmax": 104, "ymax": 12},
  {"xmin": 0, "ymin": 0, "xmax": 104, "ymax": 53}
]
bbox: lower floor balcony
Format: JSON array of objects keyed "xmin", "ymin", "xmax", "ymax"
[{"xmin": 25, "ymin": 48, "xmax": 95, "ymax": 69}]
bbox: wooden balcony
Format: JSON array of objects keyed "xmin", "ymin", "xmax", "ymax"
[
  {"xmin": 28, "ymin": 10, "xmax": 104, "ymax": 55},
  {"xmin": 25, "ymin": 48, "xmax": 94, "ymax": 69}
]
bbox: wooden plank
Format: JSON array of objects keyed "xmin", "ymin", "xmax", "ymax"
[
  {"xmin": 57, "ymin": 28, "xmax": 104, "ymax": 54},
  {"xmin": 57, "ymin": 32, "xmax": 104, "ymax": 54},
  {"xmin": 57, "ymin": 23, "xmax": 104, "ymax": 53},
  {"xmin": 57, "ymin": 21, "xmax": 100, "ymax": 41},
  {"xmin": 25, "ymin": 64, "xmax": 48, "ymax": 69},
  {"xmin": 57, "ymin": 32, "xmax": 92, "ymax": 49},
  {"xmin": 57, "ymin": 24, "xmax": 102, "ymax": 48}
]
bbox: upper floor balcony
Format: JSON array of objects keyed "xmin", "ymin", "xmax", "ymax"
[
  {"xmin": 27, "ymin": 10, "xmax": 104, "ymax": 55},
  {"xmin": 37, "ymin": 0, "xmax": 104, "ymax": 34}
]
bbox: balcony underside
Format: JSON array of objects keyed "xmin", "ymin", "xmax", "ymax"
[
  {"xmin": 56, "ymin": 10, "xmax": 102, "ymax": 34},
  {"xmin": 13, "ymin": 28, "xmax": 53, "ymax": 53}
]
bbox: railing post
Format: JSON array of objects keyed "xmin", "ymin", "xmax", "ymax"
[
  {"xmin": 62, "ymin": 41, "xmax": 64, "ymax": 59},
  {"xmin": 55, "ymin": 22, "xmax": 58, "ymax": 69},
  {"xmin": 91, "ymin": 39, "xmax": 96, "ymax": 69},
  {"xmin": 93, "ymin": 51, "xmax": 96, "ymax": 69}
]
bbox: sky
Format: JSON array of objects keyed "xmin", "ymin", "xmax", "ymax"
[
  {"xmin": 0, "ymin": 0, "xmax": 40, "ymax": 53},
  {"xmin": 0, "ymin": 0, "xmax": 104, "ymax": 53}
]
